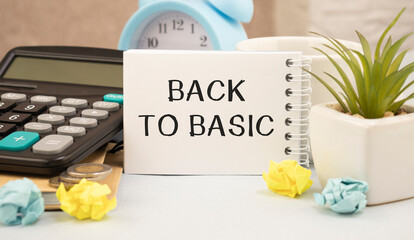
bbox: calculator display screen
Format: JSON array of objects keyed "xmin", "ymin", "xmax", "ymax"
[{"xmin": 2, "ymin": 57, "xmax": 122, "ymax": 88}]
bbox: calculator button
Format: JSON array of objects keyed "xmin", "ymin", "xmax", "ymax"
[
  {"xmin": 57, "ymin": 126, "xmax": 86, "ymax": 137},
  {"xmin": 1, "ymin": 93, "xmax": 27, "ymax": 103},
  {"xmin": 61, "ymin": 98, "xmax": 88, "ymax": 108},
  {"xmin": 0, "ymin": 123, "xmax": 16, "ymax": 136},
  {"xmin": 0, "ymin": 112, "xmax": 32, "ymax": 125},
  {"xmin": 37, "ymin": 114, "xmax": 65, "ymax": 125},
  {"xmin": 103, "ymin": 93, "xmax": 123, "ymax": 104},
  {"xmin": 32, "ymin": 134, "xmax": 73, "ymax": 155},
  {"xmin": 13, "ymin": 103, "xmax": 47, "ymax": 115},
  {"xmin": 24, "ymin": 122, "xmax": 53, "ymax": 134},
  {"xmin": 0, "ymin": 131, "xmax": 39, "ymax": 151},
  {"xmin": 30, "ymin": 95, "xmax": 57, "ymax": 105},
  {"xmin": 69, "ymin": 117, "xmax": 97, "ymax": 128},
  {"xmin": 93, "ymin": 101, "xmax": 119, "ymax": 112},
  {"xmin": 49, "ymin": 106, "xmax": 76, "ymax": 116},
  {"xmin": 81, "ymin": 109, "xmax": 108, "ymax": 120},
  {"xmin": 0, "ymin": 102, "xmax": 16, "ymax": 112}
]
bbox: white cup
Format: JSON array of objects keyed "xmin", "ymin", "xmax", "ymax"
[{"xmin": 236, "ymin": 36, "xmax": 362, "ymax": 106}]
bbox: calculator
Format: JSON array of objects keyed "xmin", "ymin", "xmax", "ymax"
[{"xmin": 0, "ymin": 46, "xmax": 123, "ymax": 175}]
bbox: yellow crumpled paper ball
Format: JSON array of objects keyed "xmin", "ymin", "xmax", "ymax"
[
  {"xmin": 263, "ymin": 160, "xmax": 313, "ymax": 198},
  {"xmin": 56, "ymin": 179, "xmax": 117, "ymax": 220}
]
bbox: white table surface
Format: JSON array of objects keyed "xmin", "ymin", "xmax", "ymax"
[{"xmin": 2, "ymin": 169, "xmax": 414, "ymax": 240}]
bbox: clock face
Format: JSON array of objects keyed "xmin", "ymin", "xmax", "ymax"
[{"xmin": 137, "ymin": 11, "xmax": 214, "ymax": 50}]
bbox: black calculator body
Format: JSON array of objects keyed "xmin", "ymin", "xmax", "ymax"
[{"xmin": 0, "ymin": 46, "xmax": 123, "ymax": 175}]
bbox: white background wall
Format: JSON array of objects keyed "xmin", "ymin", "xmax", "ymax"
[{"xmin": 308, "ymin": 0, "xmax": 414, "ymax": 49}]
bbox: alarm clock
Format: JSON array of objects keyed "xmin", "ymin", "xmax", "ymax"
[{"xmin": 118, "ymin": 0, "xmax": 253, "ymax": 50}]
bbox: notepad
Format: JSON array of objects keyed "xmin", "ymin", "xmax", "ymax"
[{"xmin": 124, "ymin": 50, "xmax": 311, "ymax": 174}]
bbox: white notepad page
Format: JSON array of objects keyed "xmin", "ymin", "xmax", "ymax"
[{"xmin": 124, "ymin": 50, "xmax": 310, "ymax": 174}]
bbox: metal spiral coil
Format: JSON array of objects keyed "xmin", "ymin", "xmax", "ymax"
[{"xmin": 284, "ymin": 57, "xmax": 311, "ymax": 166}]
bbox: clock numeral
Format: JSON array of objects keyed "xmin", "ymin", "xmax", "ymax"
[
  {"xmin": 191, "ymin": 23, "xmax": 194, "ymax": 34},
  {"xmin": 147, "ymin": 37, "xmax": 159, "ymax": 48},
  {"xmin": 200, "ymin": 35, "xmax": 208, "ymax": 47},
  {"xmin": 159, "ymin": 23, "xmax": 167, "ymax": 34},
  {"xmin": 173, "ymin": 19, "xmax": 184, "ymax": 30}
]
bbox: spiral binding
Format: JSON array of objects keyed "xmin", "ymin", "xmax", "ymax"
[{"xmin": 284, "ymin": 57, "xmax": 311, "ymax": 167}]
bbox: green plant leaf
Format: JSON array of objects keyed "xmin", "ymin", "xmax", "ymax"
[
  {"xmin": 366, "ymin": 85, "xmax": 378, "ymax": 118},
  {"xmin": 371, "ymin": 60, "xmax": 383, "ymax": 92},
  {"xmin": 389, "ymin": 92, "xmax": 414, "ymax": 113},
  {"xmin": 387, "ymin": 72, "xmax": 413, "ymax": 101},
  {"xmin": 374, "ymin": 8, "xmax": 405, "ymax": 60},
  {"xmin": 313, "ymin": 47, "xmax": 360, "ymax": 106},
  {"xmin": 303, "ymin": 68, "xmax": 350, "ymax": 112},
  {"xmin": 387, "ymin": 50, "xmax": 408, "ymax": 76},
  {"xmin": 322, "ymin": 71, "xmax": 349, "ymax": 96},
  {"xmin": 310, "ymin": 32, "xmax": 347, "ymax": 58},
  {"xmin": 324, "ymin": 71, "xmax": 362, "ymax": 114},
  {"xmin": 380, "ymin": 62, "xmax": 414, "ymax": 100},
  {"xmin": 377, "ymin": 71, "xmax": 399, "ymax": 101},
  {"xmin": 356, "ymin": 31, "xmax": 373, "ymax": 69},
  {"xmin": 332, "ymin": 38, "xmax": 360, "ymax": 66},
  {"xmin": 375, "ymin": 95, "xmax": 394, "ymax": 117},
  {"xmin": 340, "ymin": 93, "xmax": 362, "ymax": 115},
  {"xmin": 320, "ymin": 44, "xmax": 346, "ymax": 59},
  {"xmin": 378, "ymin": 73, "xmax": 407, "ymax": 103},
  {"xmin": 381, "ymin": 33, "xmax": 414, "ymax": 80},
  {"xmin": 311, "ymin": 33, "xmax": 367, "ymax": 113},
  {"xmin": 351, "ymin": 50, "xmax": 371, "ymax": 106},
  {"xmin": 380, "ymin": 36, "xmax": 393, "ymax": 63},
  {"xmin": 339, "ymin": 53, "xmax": 366, "ymax": 110},
  {"xmin": 329, "ymin": 38, "xmax": 366, "ymax": 89},
  {"xmin": 385, "ymin": 79, "xmax": 414, "ymax": 111},
  {"xmin": 394, "ymin": 79, "xmax": 414, "ymax": 101},
  {"xmin": 319, "ymin": 44, "xmax": 367, "ymax": 107}
]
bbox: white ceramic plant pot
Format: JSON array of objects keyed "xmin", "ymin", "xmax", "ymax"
[{"xmin": 310, "ymin": 103, "xmax": 414, "ymax": 205}]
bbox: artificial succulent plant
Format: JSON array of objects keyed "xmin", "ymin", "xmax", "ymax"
[{"xmin": 309, "ymin": 8, "xmax": 414, "ymax": 119}]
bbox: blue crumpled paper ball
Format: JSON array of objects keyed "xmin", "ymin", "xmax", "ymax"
[
  {"xmin": 314, "ymin": 177, "xmax": 369, "ymax": 214},
  {"xmin": 0, "ymin": 178, "xmax": 45, "ymax": 225}
]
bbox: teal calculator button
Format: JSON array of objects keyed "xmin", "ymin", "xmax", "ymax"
[
  {"xmin": 103, "ymin": 93, "xmax": 123, "ymax": 104},
  {"xmin": 0, "ymin": 131, "xmax": 40, "ymax": 151}
]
